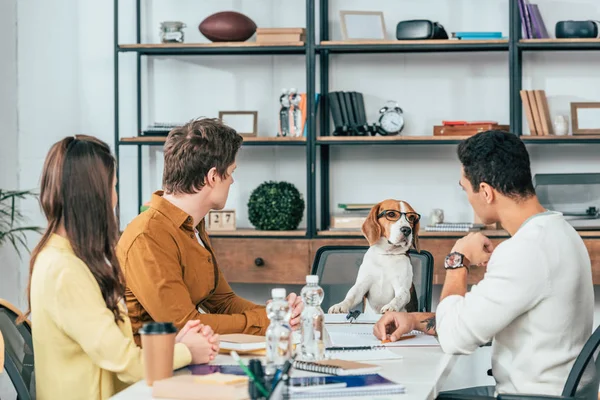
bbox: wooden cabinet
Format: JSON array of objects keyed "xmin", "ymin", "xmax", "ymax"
[
  {"xmin": 211, "ymin": 238, "xmax": 310, "ymax": 284},
  {"xmin": 211, "ymin": 233, "xmax": 600, "ymax": 285}
]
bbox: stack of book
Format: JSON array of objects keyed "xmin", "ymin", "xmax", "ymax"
[
  {"xmin": 518, "ymin": 0, "xmax": 549, "ymax": 39},
  {"xmin": 424, "ymin": 223, "xmax": 485, "ymax": 233},
  {"xmin": 452, "ymin": 31, "xmax": 505, "ymax": 40},
  {"xmin": 520, "ymin": 90, "xmax": 553, "ymax": 136},
  {"xmin": 256, "ymin": 28, "xmax": 305, "ymax": 44},
  {"xmin": 330, "ymin": 203, "xmax": 374, "ymax": 230}
]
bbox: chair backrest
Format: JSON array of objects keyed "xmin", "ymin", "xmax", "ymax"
[
  {"xmin": 310, "ymin": 245, "xmax": 433, "ymax": 313},
  {"xmin": 0, "ymin": 299, "xmax": 35, "ymax": 400},
  {"xmin": 562, "ymin": 323, "xmax": 600, "ymax": 400}
]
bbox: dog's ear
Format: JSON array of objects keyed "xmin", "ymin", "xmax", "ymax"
[
  {"xmin": 361, "ymin": 204, "xmax": 382, "ymax": 246},
  {"xmin": 412, "ymin": 218, "xmax": 421, "ymax": 253}
]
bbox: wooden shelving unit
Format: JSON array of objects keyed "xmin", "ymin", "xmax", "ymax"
[{"xmin": 114, "ymin": 0, "xmax": 600, "ymax": 242}]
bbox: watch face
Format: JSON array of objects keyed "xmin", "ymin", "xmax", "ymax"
[
  {"xmin": 380, "ymin": 112, "xmax": 404, "ymax": 133},
  {"xmin": 445, "ymin": 252, "xmax": 463, "ymax": 268}
]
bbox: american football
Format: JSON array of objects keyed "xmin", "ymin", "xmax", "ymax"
[{"xmin": 199, "ymin": 11, "xmax": 257, "ymax": 42}]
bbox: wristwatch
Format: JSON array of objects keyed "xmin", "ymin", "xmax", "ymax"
[{"xmin": 444, "ymin": 252, "xmax": 470, "ymax": 271}]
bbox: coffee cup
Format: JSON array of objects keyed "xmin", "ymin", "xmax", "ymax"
[{"xmin": 139, "ymin": 322, "xmax": 177, "ymax": 385}]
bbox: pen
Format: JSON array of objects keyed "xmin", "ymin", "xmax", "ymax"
[{"xmin": 230, "ymin": 351, "xmax": 270, "ymax": 398}]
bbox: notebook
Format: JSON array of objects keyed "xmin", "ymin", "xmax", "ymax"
[
  {"xmin": 293, "ymin": 359, "xmax": 381, "ymax": 376},
  {"xmin": 287, "ymin": 374, "xmax": 405, "ymax": 398},
  {"xmin": 219, "ymin": 334, "xmax": 266, "ymax": 352}
]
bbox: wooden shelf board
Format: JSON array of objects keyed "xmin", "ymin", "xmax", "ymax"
[
  {"xmin": 318, "ymin": 229, "xmax": 510, "ymax": 238},
  {"xmin": 318, "ymin": 229, "xmax": 600, "ymax": 238},
  {"xmin": 207, "ymin": 229, "xmax": 306, "ymax": 237},
  {"xmin": 119, "ymin": 42, "xmax": 304, "ymax": 49},
  {"xmin": 120, "ymin": 136, "xmax": 306, "ymax": 144},
  {"xmin": 520, "ymin": 39, "xmax": 600, "ymax": 44},
  {"xmin": 521, "ymin": 135, "xmax": 600, "ymax": 141},
  {"xmin": 317, "ymin": 135, "xmax": 469, "ymax": 143},
  {"xmin": 321, "ymin": 39, "xmax": 508, "ymax": 46},
  {"xmin": 317, "ymin": 135, "xmax": 600, "ymax": 144}
]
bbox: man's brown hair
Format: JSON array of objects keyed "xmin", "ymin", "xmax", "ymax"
[{"xmin": 162, "ymin": 118, "xmax": 243, "ymax": 194}]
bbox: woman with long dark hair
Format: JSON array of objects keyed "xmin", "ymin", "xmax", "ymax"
[{"xmin": 24, "ymin": 135, "xmax": 219, "ymax": 400}]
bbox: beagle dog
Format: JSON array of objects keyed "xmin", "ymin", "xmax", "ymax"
[{"xmin": 328, "ymin": 199, "xmax": 420, "ymax": 315}]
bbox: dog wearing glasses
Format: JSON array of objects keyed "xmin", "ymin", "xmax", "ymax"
[{"xmin": 328, "ymin": 199, "xmax": 421, "ymax": 315}]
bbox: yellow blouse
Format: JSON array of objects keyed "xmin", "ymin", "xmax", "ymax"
[{"xmin": 30, "ymin": 234, "xmax": 191, "ymax": 400}]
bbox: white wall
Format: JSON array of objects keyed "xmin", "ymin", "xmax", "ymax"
[
  {"xmin": 0, "ymin": 0, "xmax": 21, "ymax": 309},
  {"xmin": 1, "ymin": 0, "xmax": 600, "ymax": 395}
]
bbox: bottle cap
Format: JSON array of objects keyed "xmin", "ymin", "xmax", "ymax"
[
  {"xmin": 306, "ymin": 275, "xmax": 319, "ymax": 284},
  {"xmin": 272, "ymin": 288, "xmax": 286, "ymax": 299}
]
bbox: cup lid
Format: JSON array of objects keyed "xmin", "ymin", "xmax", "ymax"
[{"xmin": 139, "ymin": 322, "xmax": 177, "ymax": 335}]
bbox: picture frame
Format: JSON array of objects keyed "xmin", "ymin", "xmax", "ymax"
[
  {"xmin": 340, "ymin": 10, "xmax": 387, "ymax": 41},
  {"xmin": 571, "ymin": 102, "xmax": 600, "ymax": 135},
  {"xmin": 218, "ymin": 111, "xmax": 258, "ymax": 137}
]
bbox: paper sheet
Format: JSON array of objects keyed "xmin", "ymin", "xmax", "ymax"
[{"xmin": 326, "ymin": 325, "xmax": 439, "ymax": 348}]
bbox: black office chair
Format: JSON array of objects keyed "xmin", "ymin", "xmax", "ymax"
[
  {"xmin": 310, "ymin": 245, "xmax": 434, "ymax": 313},
  {"xmin": 0, "ymin": 299, "xmax": 35, "ymax": 400},
  {"xmin": 439, "ymin": 323, "xmax": 600, "ymax": 400}
]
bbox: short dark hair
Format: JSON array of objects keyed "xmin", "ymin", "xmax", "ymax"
[
  {"xmin": 163, "ymin": 118, "xmax": 243, "ymax": 194},
  {"xmin": 457, "ymin": 130, "xmax": 535, "ymax": 199}
]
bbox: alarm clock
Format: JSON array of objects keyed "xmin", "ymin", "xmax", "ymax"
[{"xmin": 378, "ymin": 101, "xmax": 404, "ymax": 135}]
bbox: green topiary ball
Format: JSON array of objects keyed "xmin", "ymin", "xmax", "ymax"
[{"xmin": 248, "ymin": 181, "xmax": 305, "ymax": 230}]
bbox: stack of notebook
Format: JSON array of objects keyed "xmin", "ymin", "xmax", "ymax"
[
  {"xmin": 330, "ymin": 203, "xmax": 374, "ymax": 230},
  {"xmin": 425, "ymin": 223, "xmax": 485, "ymax": 232},
  {"xmin": 287, "ymin": 374, "xmax": 405, "ymax": 398}
]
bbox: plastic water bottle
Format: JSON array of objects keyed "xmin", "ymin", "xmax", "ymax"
[
  {"xmin": 299, "ymin": 275, "xmax": 325, "ymax": 361},
  {"xmin": 265, "ymin": 288, "xmax": 292, "ymax": 376}
]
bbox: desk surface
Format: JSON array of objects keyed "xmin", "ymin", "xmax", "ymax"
[{"xmin": 111, "ymin": 346, "xmax": 456, "ymax": 400}]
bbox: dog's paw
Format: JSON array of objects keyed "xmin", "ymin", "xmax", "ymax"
[
  {"xmin": 380, "ymin": 302, "xmax": 401, "ymax": 313},
  {"xmin": 328, "ymin": 302, "xmax": 350, "ymax": 314}
]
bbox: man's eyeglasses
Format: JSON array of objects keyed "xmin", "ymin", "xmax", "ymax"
[{"xmin": 377, "ymin": 210, "xmax": 421, "ymax": 223}]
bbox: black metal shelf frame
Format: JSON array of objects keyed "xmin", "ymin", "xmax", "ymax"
[{"xmin": 114, "ymin": 0, "xmax": 600, "ymax": 238}]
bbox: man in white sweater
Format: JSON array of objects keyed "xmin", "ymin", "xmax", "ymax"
[{"xmin": 374, "ymin": 130, "xmax": 594, "ymax": 396}]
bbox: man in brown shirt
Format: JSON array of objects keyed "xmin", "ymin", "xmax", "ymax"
[{"xmin": 117, "ymin": 118, "xmax": 303, "ymax": 344}]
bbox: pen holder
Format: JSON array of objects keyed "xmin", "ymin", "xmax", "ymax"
[{"xmin": 248, "ymin": 359, "xmax": 268, "ymax": 400}]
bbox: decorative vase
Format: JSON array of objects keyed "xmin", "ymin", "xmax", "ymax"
[{"xmin": 553, "ymin": 115, "xmax": 569, "ymax": 136}]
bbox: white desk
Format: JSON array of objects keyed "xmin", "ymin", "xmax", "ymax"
[{"xmin": 111, "ymin": 346, "xmax": 456, "ymax": 400}]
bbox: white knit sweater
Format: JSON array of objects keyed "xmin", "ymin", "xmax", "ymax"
[{"xmin": 436, "ymin": 211, "xmax": 594, "ymax": 395}]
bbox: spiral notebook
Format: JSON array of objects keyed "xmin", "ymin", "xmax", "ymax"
[
  {"xmin": 287, "ymin": 374, "xmax": 405, "ymax": 398},
  {"xmin": 293, "ymin": 359, "xmax": 381, "ymax": 376}
]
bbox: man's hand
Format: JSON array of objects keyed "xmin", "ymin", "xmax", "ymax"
[
  {"xmin": 373, "ymin": 312, "xmax": 415, "ymax": 342},
  {"xmin": 451, "ymin": 232, "xmax": 494, "ymax": 267},
  {"xmin": 287, "ymin": 292, "xmax": 304, "ymax": 330}
]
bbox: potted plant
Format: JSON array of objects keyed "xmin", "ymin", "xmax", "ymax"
[{"xmin": 0, "ymin": 190, "xmax": 42, "ymax": 258}]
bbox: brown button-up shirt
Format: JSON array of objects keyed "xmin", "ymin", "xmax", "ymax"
[{"xmin": 117, "ymin": 191, "xmax": 268, "ymax": 344}]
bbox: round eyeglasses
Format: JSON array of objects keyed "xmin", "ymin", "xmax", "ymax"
[{"xmin": 377, "ymin": 210, "xmax": 421, "ymax": 223}]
